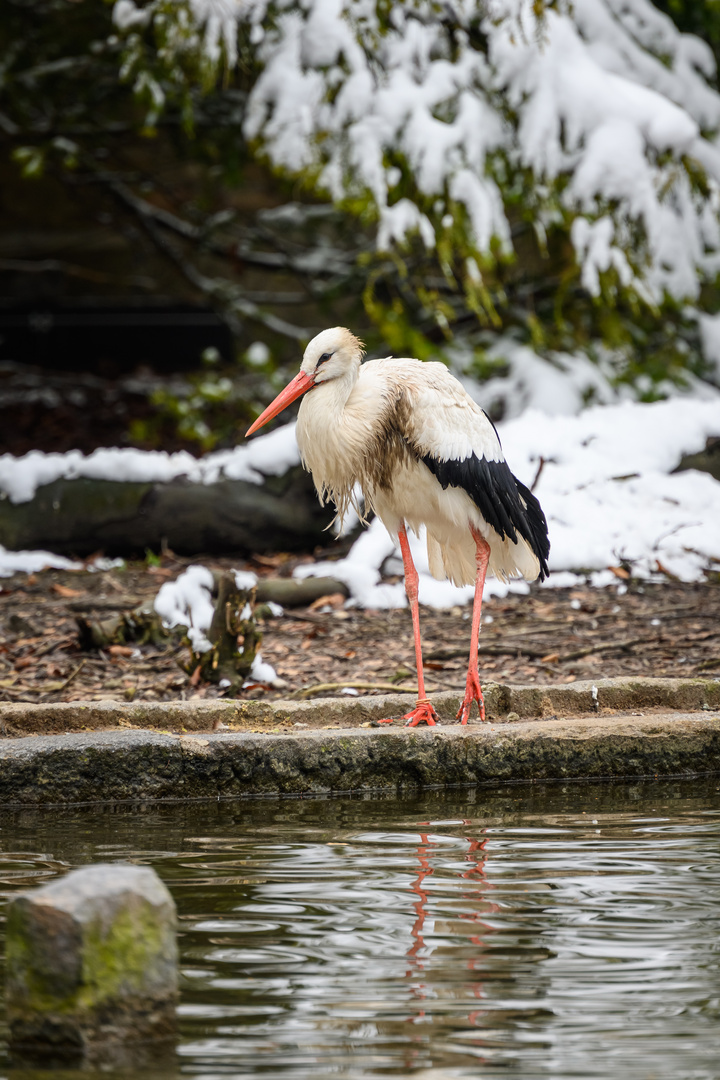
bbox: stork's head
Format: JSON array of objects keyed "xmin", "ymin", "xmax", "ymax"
[{"xmin": 245, "ymin": 327, "xmax": 364, "ymax": 436}]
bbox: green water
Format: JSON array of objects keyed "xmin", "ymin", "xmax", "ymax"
[{"xmin": 1, "ymin": 778, "xmax": 719, "ymax": 1079}]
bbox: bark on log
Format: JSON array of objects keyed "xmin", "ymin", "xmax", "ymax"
[
  {"xmin": 0, "ymin": 466, "xmax": 333, "ymax": 557},
  {"xmin": 67, "ymin": 576, "xmax": 350, "ymax": 615},
  {"xmin": 255, "ymin": 576, "xmax": 349, "ymax": 606},
  {"xmin": 75, "ymin": 600, "xmax": 165, "ymax": 650}
]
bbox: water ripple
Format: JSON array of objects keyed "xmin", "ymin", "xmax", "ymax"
[{"xmin": 1, "ymin": 779, "xmax": 720, "ymax": 1078}]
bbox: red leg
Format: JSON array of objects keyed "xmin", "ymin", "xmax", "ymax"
[
  {"xmin": 457, "ymin": 527, "xmax": 491, "ymax": 725},
  {"xmin": 376, "ymin": 523, "xmax": 439, "ymax": 728}
]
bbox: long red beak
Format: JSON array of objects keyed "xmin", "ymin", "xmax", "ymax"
[{"xmin": 245, "ymin": 370, "xmax": 315, "ymax": 436}]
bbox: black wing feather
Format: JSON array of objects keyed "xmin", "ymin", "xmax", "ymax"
[{"xmin": 420, "ymin": 452, "xmax": 550, "ymax": 582}]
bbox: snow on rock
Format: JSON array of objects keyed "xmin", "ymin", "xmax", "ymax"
[{"xmin": 0, "ymin": 423, "xmax": 300, "ymax": 504}]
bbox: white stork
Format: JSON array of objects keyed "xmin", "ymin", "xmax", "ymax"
[{"xmin": 246, "ymin": 327, "xmax": 550, "ymax": 727}]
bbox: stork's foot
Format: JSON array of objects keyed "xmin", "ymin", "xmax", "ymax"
[
  {"xmin": 376, "ymin": 699, "xmax": 439, "ymax": 727},
  {"xmin": 456, "ymin": 671, "xmax": 485, "ymax": 725},
  {"xmin": 403, "ymin": 699, "xmax": 439, "ymax": 727}
]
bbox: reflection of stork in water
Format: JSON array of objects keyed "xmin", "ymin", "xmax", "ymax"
[
  {"xmin": 404, "ymin": 822, "xmax": 500, "ymax": 1032},
  {"xmin": 407, "ymin": 833, "xmax": 433, "ymax": 971},
  {"xmin": 459, "ymin": 830, "xmax": 498, "ymax": 1028},
  {"xmin": 404, "ymin": 832, "xmax": 434, "ymax": 1028}
]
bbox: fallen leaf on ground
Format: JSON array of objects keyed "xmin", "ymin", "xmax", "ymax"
[
  {"xmin": 108, "ymin": 645, "xmax": 134, "ymax": 657},
  {"xmin": 52, "ymin": 583, "xmax": 83, "ymax": 598},
  {"xmin": 308, "ymin": 593, "xmax": 346, "ymax": 611}
]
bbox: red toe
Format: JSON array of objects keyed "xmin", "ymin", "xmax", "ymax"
[
  {"xmin": 378, "ymin": 699, "xmax": 439, "ymax": 727},
  {"xmin": 403, "ymin": 700, "xmax": 439, "ymax": 727},
  {"xmin": 456, "ymin": 672, "xmax": 485, "ymax": 725}
]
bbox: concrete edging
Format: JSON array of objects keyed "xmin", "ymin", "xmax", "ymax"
[
  {"xmin": 1, "ymin": 677, "xmax": 719, "ymax": 737},
  {"xmin": 0, "ymin": 676, "xmax": 718, "ymax": 805}
]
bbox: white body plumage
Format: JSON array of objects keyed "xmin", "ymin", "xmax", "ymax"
[{"xmin": 294, "ymin": 328, "xmax": 547, "ymax": 588}]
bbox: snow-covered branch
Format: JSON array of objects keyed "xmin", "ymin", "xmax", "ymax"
[{"xmin": 116, "ymin": 0, "xmax": 720, "ymax": 309}]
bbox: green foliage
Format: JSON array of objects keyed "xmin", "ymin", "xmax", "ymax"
[
  {"xmin": 117, "ymin": 0, "xmax": 222, "ymax": 133},
  {"xmin": 11, "ymin": 145, "xmax": 45, "ymax": 178},
  {"xmin": 3, "ymin": 0, "xmax": 719, "ymax": 430},
  {"xmin": 128, "ymin": 346, "xmax": 274, "ymax": 451},
  {"xmin": 144, "ymin": 547, "xmax": 162, "ymax": 568}
]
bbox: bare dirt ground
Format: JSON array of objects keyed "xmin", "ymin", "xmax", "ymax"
[{"xmin": 0, "ymin": 553, "xmax": 718, "ymax": 710}]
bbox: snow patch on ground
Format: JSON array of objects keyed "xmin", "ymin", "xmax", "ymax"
[
  {"xmin": 0, "ymin": 546, "xmax": 81, "ymax": 579},
  {"xmin": 246, "ymin": 654, "xmax": 280, "ymax": 687},
  {"xmin": 152, "ymin": 564, "xmax": 278, "ymax": 683},
  {"xmin": 154, "ymin": 564, "xmax": 216, "ymax": 653}
]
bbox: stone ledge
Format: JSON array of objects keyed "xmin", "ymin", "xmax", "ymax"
[
  {"xmin": 0, "ymin": 677, "xmax": 718, "ymax": 737},
  {"xmin": 1, "ymin": 712, "xmax": 719, "ymax": 805}
]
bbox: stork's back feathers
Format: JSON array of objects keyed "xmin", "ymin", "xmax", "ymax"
[{"xmin": 420, "ymin": 453, "xmax": 549, "ymax": 582}]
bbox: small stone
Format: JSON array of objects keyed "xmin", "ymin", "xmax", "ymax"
[
  {"xmin": 6, "ymin": 863, "xmax": 178, "ymax": 1058},
  {"xmin": 506, "ymin": 711, "xmax": 520, "ymax": 723},
  {"xmin": 6, "ymin": 613, "xmax": 40, "ymax": 638}
]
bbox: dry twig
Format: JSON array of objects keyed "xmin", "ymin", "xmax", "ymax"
[{"xmin": 293, "ymin": 680, "xmax": 441, "ymax": 699}]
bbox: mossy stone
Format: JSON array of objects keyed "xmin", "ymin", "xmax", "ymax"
[{"xmin": 6, "ymin": 863, "xmax": 178, "ymax": 1054}]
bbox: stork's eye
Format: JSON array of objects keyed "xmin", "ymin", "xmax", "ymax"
[{"xmin": 317, "ymin": 352, "xmax": 333, "ymax": 367}]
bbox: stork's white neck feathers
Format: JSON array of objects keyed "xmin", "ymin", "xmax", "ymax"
[{"xmin": 296, "ymin": 330, "xmax": 375, "ymax": 521}]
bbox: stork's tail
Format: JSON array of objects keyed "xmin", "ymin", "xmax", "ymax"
[{"xmin": 426, "ymin": 474, "xmax": 550, "ymax": 588}]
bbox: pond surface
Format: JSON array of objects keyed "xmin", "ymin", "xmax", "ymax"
[{"xmin": 0, "ymin": 778, "xmax": 719, "ymax": 1079}]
